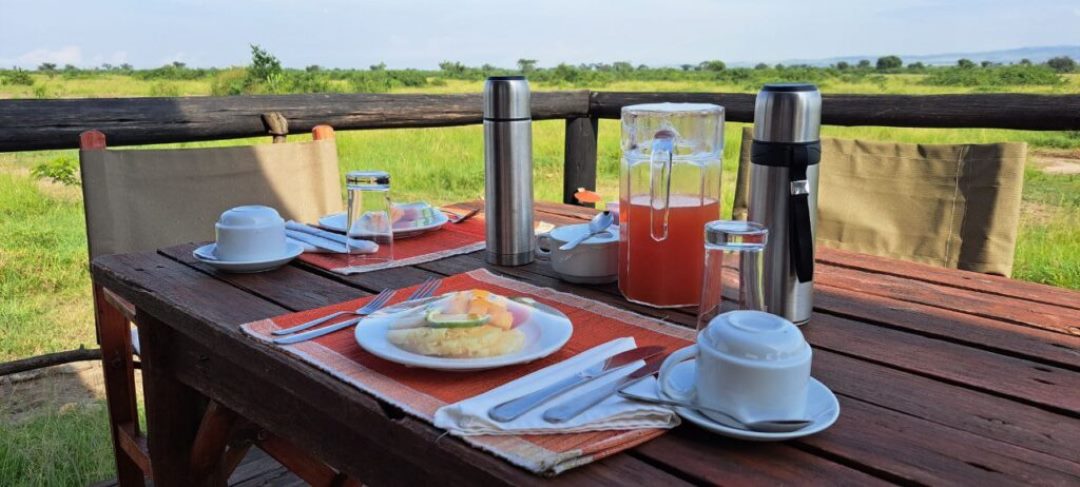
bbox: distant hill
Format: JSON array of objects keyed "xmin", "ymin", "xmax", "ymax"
[{"xmin": 734, "ymin": 46, "xmax": 1080, "ymax": 67}]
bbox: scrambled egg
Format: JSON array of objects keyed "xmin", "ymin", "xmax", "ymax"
[{"xmin": 387, "ymin": 325, "xmax": 525, "ymax": 358}]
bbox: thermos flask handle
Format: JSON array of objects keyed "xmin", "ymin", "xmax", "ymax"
[
  {"xmin": 649, "ymin": 130, "xmax": 675, "ymax": 242},
  {"xmin": 788, "ymin": 145, "xmax": 818, "ymax": 283}
]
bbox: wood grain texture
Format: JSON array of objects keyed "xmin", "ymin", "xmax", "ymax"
[
  {"xmin": 562, "ymin": 116, "xmax": 599, "ymax": 206},
  {"xmin": 590, "ymin": 92, "xmax": 1080, "ymax": 130},
  {"xmin": 90, "ymin": 202, "xmax": 1080, "ymax": 485},
  {"xmin": 0, "ymin": 91, "xmax": 590, "ymax": 152}
]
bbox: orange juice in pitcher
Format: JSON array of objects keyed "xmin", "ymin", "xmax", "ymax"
[{"xmin": 618, "ymin": 104, "xmax": 724, "ymax": 308}]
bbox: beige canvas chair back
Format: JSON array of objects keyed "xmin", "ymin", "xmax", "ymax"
[
  {"xmin": 732, "ymin": 127, "xmax": 1026, "ymax": 276},
  {"xmin": 79, "ymin": 128, "xmax": 343, "ymax": 259}
]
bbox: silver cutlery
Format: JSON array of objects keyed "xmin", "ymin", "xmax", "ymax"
[
  {"xmin": 442, "ymin": 208, "xmax": 480, "ymax": 224},
  {"xmin": 487, "ymin": 345, "xmax": 664, "ymax": 422},
  {"xmin": 559, "ymin": 211, "xmax": 613, "ymax": 251},
  {"xmin": 270, "ymin": 277, "xmax": 442, "ymax": 344},
  {"xmin": 617, "ymin": 390, "xmax": 814, "ymax": 433},
  {"xmin": 272, "ymin": 288, "xmax": 396, "ymax": 336},
  {"xmin": 542, "ymin": 354, "xmax": 665, "ymax": 423}
]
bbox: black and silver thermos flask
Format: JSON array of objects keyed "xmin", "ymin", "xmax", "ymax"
[
  {"xmin": 747, "ymin": 83, "xmax": 822, "ymax": 325},
  {"xmin": 483, "ymin": 76, "xmax": 535, "ymax": 266}
]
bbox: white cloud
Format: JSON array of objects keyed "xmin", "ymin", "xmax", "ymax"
[{"xmin": 14, "ymin": 46, "xmax": 83, "ymax": 66}]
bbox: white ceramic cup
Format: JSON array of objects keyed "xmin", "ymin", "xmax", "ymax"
[
  {"xmin": 213, "ymin": 205, "xmax": 287, "ymax": 261},
  {"xmin": 658, "ymin": 310, "xmax": 811, "ymax": 424},
  {"xmin": 535, "ymin": 223, "xmax": 618, "ymax": 284}
]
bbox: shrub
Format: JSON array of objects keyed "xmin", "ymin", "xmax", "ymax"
[
  {"xmin": 876, "ymin": 56, "xmax": 902, "ymax": 71},
  {"xmin": 4, "ymin": 68, "xmax": 34, "ymax": 86},
  {"xmin": 922, "ymin": 65, "xmax": 1063, "ymax": 86},
  {"xmin": 1046, "ymin": 56, "xmax": 1076, "ymax": 73},
  {"xmin": 148, "ymin": 82, "xmax": 180, "ymax": 97},
  {"xmin": 31, "ymin": 155, "xmax": 80, "ymax": 186},
  {"xmin": 210, "ymin": 68, "xmax": 248, "ymax": 96}
]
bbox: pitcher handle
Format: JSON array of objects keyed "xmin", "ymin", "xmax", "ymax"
[{"xmin": 649, "ymin": 130, "xmax": 675, "ymax": 242}]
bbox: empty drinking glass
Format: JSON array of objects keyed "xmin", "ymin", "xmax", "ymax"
[
  {"xmin": 697, "ymin": 220, "xmax": 768, "ymax": 330},
  {"xmin": 346, "ymin": 170, "xmax": 393, "ymax": 267}
]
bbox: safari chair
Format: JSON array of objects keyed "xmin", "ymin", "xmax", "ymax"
[
  {"xmin": 732, "ymin": 127, "xmax": 1026, "ymax": 277},
  {"xmin": 80, "ymin": 124, "xmax": 356, "ymax": 485}
]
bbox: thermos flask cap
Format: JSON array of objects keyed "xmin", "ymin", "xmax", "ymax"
[
  {"xmin": 483, "ymin": 76, "xmax": 531, "ymax": 120},
  {"xmin": 753, "ymin": 84, "xmax": 821, "ymax": 144}
]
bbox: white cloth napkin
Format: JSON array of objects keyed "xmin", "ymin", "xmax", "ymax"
[
  {"xmin": 284, "ymin": 221, "xmax": 378, "ymax": 254},
  {"xmin": 433, "ymin": 337, "xmax": 680, "ymax": 436}
]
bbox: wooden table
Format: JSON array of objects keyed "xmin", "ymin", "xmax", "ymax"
[{"xmin": 91, "ymin": 202, "xmax": 1080, "ymax": 486}]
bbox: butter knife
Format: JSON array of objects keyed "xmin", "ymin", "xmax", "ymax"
[
  {"xmin": 542, "ymin": 354, "xmax": 665, "ymax": 423},
  {"xmin": 487, "ymin": 345, "xmax": 663, "ymax": 422}
]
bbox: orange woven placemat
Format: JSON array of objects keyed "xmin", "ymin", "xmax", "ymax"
[{"xmin": 241, "ymin": 269, "xmax": 694, "ymax": 475}]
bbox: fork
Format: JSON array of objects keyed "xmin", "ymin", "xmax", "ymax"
[
  {"xmin": 442, "ymin": 208, "xmax": 480, "ymax": 224},
  {"xmin": 271, "ymin": 278, "xmax": 442, "ymax": 345},
  {"xmin": 271, "ymin": 288, "xmax": 396, "ymax": 336}
]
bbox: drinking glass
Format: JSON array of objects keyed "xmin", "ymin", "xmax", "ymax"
[
  {"xmin": 346, "ymin": 170, "xmax": 393, "ymax": 267},
  {"xmin": 697, "ymin": 220, "xmax": 768, "ymax": 330}
]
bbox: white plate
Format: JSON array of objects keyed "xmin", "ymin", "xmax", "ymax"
[
  {"xmin": 319, "ymin": 208, "xmax": 450, "ymax": 239},
  {"xmin": 663, "ymin": 360, "xmax": 839, "ymax": 441},
  {"xmin": 354, "ymin": 294, "xmax": 573, "ymax": 371},
  {"xmin": 192, "ymin": 242, "xmax": 303, "ymax": 273}
]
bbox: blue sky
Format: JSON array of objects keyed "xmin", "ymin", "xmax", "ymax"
[{"xmin": 1, "ymin": 0, "xmax": 1078, "ymax": 69}]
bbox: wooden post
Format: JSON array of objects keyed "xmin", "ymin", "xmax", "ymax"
[
  {"xmin": 139, "ymin": 312, "xmax": 204, "ymax": 487},
  {"xmin": 563, "ymin": 116, "xmax": 599, "ymax": 206},
  {"xmin": 95, "ymin": 285, "xmax": 148, "ymax": 486}
]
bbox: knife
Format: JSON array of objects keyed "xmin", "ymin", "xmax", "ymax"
[
  {"xmin": 542, "ymin": 354, "xmax": 666, "ymax": 423},
  {"xmin": 487, "ymin": 345, "xmax": 663, "ymax": 422}
]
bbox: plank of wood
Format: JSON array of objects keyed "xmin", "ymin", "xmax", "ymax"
[
  {"xmin": 803, "ymin": 313, "xmax": 1080, "ymax": 414},
  {"xmin": 0, "ymin": 91, "xmax": 590, "ymax": 152},
  {"xmin": 139, "ymin": 313, "xmax": 205, "ymax": 487},
  {"xmin": 815, "ymin": 284, "xmax": 1080, "ymax": 369},
  {"xmin": 590, "ymin": 92, "xmax": 1080, "ymax": 130},
  {"xmin": 813, "ymin": 349, "xmax": 1080, "ymax": 464},
  {"xmin": 631, "ymin": 428, "xmax": 891, "ymax": 486},
  {"xmin": 796, "ymin": 396, "xmax": 1080, "ymax": 485},
  {"xmin": 818, "ymin": 247, "xmax": 1080, "ymax": 311},
  {"xmin": 159, "ymin": 243, "xmax": 369, "ymax": 311},
  {"xmin": 816, "ymin": 262, "xmax": 1080, "ymax": 337},
  {"xmin": 562, "ymin": 116, "xmax": 599, "ymax": 206}
]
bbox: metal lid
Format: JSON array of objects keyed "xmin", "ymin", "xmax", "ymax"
[
  {"xmin": 704, "ymin": 220, "xmax": 768, "ymax": 248},
  {"xmin": 753, "ymin": 83, "xmax": 821, "ymax": 144},
  {"xmin": 346, "ymin": 170, "xmax": 390, "ymax": 189},
  {"xmin": 483, "ymin": 76, "xmax": 530, "ymax": 120}
]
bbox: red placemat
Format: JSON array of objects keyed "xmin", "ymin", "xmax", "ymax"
[
  {"xmin": 241, "ymin": 269, "xmax": 694, "ymax": 476},
  {"xmin": 298, "ymin": 216, "xmax": 485, "ymax": 274}
]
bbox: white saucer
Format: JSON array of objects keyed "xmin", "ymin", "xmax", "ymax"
[
  {"xmin": 192, "ymin": 242, "xmax": 303, "ymax": 273},
  {"xmin": 319, "ymin": 209, "xmax": 449, "ymax": 239},
  {"xmin": 662, "ymin": 360, "xmax": 839, "ymax": 441}
]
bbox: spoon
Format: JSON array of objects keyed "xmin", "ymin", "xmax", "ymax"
[
  {"xmin": 618, "ymin": 390, "xmax": 812, "ymax": 433},
  {"xmin": 559, "ymin": 211, "xmax": 613, "ymax": 251}
]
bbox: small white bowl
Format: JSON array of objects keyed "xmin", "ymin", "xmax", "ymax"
[{"xmin": 214, "ymin": 205, "xmax": 286, "ymax": 262}]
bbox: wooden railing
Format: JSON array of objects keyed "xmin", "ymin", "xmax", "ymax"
[{"xmin": 2, "ymin": 91, "xmax": 1078, "ymax": 203}]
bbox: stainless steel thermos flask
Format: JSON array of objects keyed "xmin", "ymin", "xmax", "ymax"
[
  {"xmin": 747, "ymin": 83, "xmax": 822, "ymax": 325},
  {"xmin": 483, "ymin": 76, "xmax": 535, "ymax": 266}
]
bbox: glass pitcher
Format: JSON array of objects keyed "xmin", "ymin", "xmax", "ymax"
[{"xmin": 619, "ymin": 103, "xmax": 724, "ymax": 308}]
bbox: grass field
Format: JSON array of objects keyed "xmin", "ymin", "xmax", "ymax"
[{"xmin": 0, "ymin": 75, "xmax": 1077, "ymax": 485}]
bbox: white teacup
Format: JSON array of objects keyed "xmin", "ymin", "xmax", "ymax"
[
  {"xmin": 214, "ymin": 205, "xmax": 286, "ymax": 261},
  {"xmin": 535, "ymin": 224, "xmax": 618, "ymax": 284},
  {"xmin": 658, "ymin": 310, "xmax": 811, "ymax": 424}
]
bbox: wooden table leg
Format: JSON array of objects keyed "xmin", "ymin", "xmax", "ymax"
[{"xmin": 138, "ymin": 312, "xmax": 204, "ymax": 487}]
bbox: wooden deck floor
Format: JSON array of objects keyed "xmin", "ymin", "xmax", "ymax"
[{"xmin": 91, "ymin": 447, "xmax": 302, "ymax": 486}]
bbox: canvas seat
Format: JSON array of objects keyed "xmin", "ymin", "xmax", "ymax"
[
  {"xmin": 732, "ymin": 127, "xmax": 1026, "ymax": 277},
  {"xmin": 80, "ymin": 125, "xmax": 356, "ymax": 486}
]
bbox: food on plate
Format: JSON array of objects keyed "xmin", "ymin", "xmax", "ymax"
[
  {"xmin": 390, "ymin": 202, "xmax": 438, "ymax": 227},
  {"xmin": 386, "ymin": 290, "xmax": 530, "ymax": 358}
]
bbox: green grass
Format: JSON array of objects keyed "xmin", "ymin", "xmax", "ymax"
[
  {"xmin": 0, "ymin": 76, "xmax": 1077, "ymax": 485},
  {"xmin": 0, "ymin": 401, "xmax": 115, "ymax": 486}
]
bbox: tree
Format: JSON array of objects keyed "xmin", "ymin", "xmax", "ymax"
[
  {"xmin": 516, "ymin": 58, "xmax": 537, "ymax": 73},
  {"xmin": 876, "ymin": 55, "xmax": 902, "ymax": 71},
  {"xmin": 957, "ymin": 58, "xmax": 975, "ymax": 69},
  {"xmin": 754, "ymin": 62, "xmax": 769, "ymax": 70},
  {"xmin": 248, "ymin": 44, "xmax": 283, "ymax": 91},
  {"xmin": 980, "ymin": 60, "xmax": 993, "ymax": 68},
  {"xmin": 835, "ymin": 61, "xmax": 850, "ymax": 70},
  {"xmin": 369, "ymin": 62, "xmax": 386, "ymax": 71},
  {"xmin": 612, "ymin": 61, "xmax": 634, "ymax": 72},
  {"xmin": 1046, "ymin": 56, "xmax": 1076, "ymax": 73},
  {"xmin": 1019, "ymin": 58, "xmax": 1032, "ymax": 65},
  {"xmin": 698, "ymin": 60, "xmax": 726, "ymax": 72},
  {"xmin": 63, "ymin": 64, "xmax": 78, "ymax": 72},
  {"xmin": 679, "ymin": 64, "xmax": 693, "ymax": 71},
  {"xmin": 857, "ymin": 59, "xmax": 871, "ymax": 69},
  {"xmin": 907, "ymin": 61, "xmax": 926, "ymax": 70},
  {"xmin": 37, "ymin": 62, "xmax": 57, "ymax": 72},
  {"xmin": 171, "ymin": 61, "xmax": 186, "ymax": 69}
]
